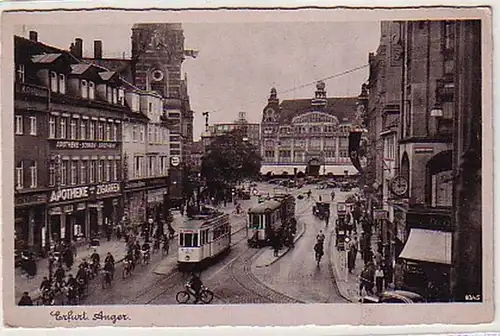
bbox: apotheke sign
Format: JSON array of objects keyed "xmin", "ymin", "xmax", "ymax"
[
  {"xmin": 49, "ymin": 182, "xmax": 121, "ymax": 203},
  {"xmin": 53, "ymin": 141, "xmax": 118, "ymax": 149}
]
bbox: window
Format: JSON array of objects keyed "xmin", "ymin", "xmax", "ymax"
[
  {"xmin": 70, "ymin": 161, "xmax": 77, "ymax": 185},
  {"xmin": 265, "ymin": 150, "xmax": 274, "ymax": 158},
  {"xmin": 80, "ymin": 161, "xmax": 86, "ymax": 184},
  {"xmin": 118, "ymin": 89, "xmax": 125, "ymax": 105},
  {"xmin": 113, "ymin": 160, "xmax": 118, "ymax": 181},
  {"xmin": 105, "ymin": 161, "xmax": 111, "ymax": 181},
  {"xmin": 149, "ymin": 102, "xmax": 152, "ymax": 113},
  {"xmin": 89, "ymin": 160, "xmax": 96, "ymax": 183},
  {"xmin": 29, "ymin": 162, "xmax": 37, "ymax": 188},
  {"xmin": 81, "ymin": 80, "xmax": 88, "ymax": 98},
  {"xmin": 50, "ymin": 71, "xmax": 58, "ymax": 92},
  {"xmin": 161, "ymin": 156, "xmax": 169, "ymax": 175},
  {"xmin": 148, "ymin": 156, "xmax": 156, "ymax": 176},
  {"xmin": 113, "ymin": 124, "xmax": 118, "ymax": 141},
  {"xmin": 132, "ymin": 125, "xmax": 138, "ymax": 142},
  {"xmin": 80, "ymin": 120, "xmax": 87, "ymax": 140},
  {"xmin": 58, "ymin": 74, "xmax": 66, "ymax": 94},
  {"xmin": 60, "ymin": 117, "xmax": 67, "ymax": 139},
  {"xmin": 49, "ymin": 162, "xmax": 55, "ymax": 186},
  {"xmin": 16, "ymin": 64, "xmax": 25, "ymax": 82},
  {"xmin": 98, "ymin": 160, "xmax": 104, "ymax": 182},
  {"xmin": 98, "ymin": 122, "xmax": 104, "ymax": 140},
  {"xmin": 431, "ymin": 171, "xmax": 453, "ymax": 207},
  {"xmin": 15, "ymin": 161, "xmax": 23, "ymax": 189},
  {"xmin": 444, "ymin": 21, "xmax": 455, "ymax": 50},
  {"xmin": 49, "ymin": 116, "xmax": 56, "ymax": 138},
  {"xmin": 106, "ymin": 123, "xmax": 111, "ymax": 141},
  {"xmin": 170, "ymin": 135, "xmax": 180, "ymax": 142},
  {"xmin": 148, "ymin": 126, "xmax": 153, "ymax": 143},
  {"xmin": 89, "ymin": 121, "xmax": 95, "ymax": 140},
  {"xmin": 154, "ymin": 126, "xmax": 159, "ymax": 144},
  {"xmin": 113, "ymin": 88, "xmax": 118, "ymax": 104},
  {"xmin": 181, "ymin": 233, "xmax": 198, "ymax": 247},
  {"xmin": 15, "ymin": 115, "xmax": 23, "ymax": 135},
  {"xmin": 89, "ymin": 81, "xmax": 95, "ymax": 100},
  {"xmin": 139, "ymin": 126, "xmax": 144, "ymax": 142},
  {"xmin": 60, "ymin": 160, "xmax": 68, "ymax": 186},
  {"xmin": 70, "ymin": 119, "xmax": 77, "ymax": 140},
  {"xmin": 170, "ymin": 143, "xmax": 181, "ymax": 149},
  {"xmin": 107, "ymin": 86, "xmax": 113, "ymax": 103},
  {"xmin": 30, "ymin": 116, "xmax": 36, "ymax": 135},
  {"xmin": 134, "ymin": 156, "xmax": 143, "ymax": 178}
]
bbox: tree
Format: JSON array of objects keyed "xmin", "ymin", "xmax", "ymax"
[{"xmin": 201, "ymin": 129, "xmax": 262, "ymax": 200}]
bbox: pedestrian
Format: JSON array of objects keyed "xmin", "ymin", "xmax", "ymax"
[
  {"xmin": 359, "ymin": 266, "xmax": 374, "ymax": 297},
  {"xmin": 374, "ymin": 264, "xmax": 385, "ymax": 294},
  {"xmin": 26, "ymin": 253, "xmax": 37, "ymax": 278},
  {"xmin": 393, "ymin": 260, "xmax": 404, "ymax": 289},
  {"xmin": 106, "ymin": 226, "xmax": 112, "ymax": 242},
  {"xmin": 18, "ymin": 292, "xmax": 33, "ymax": 306},
  {"xmin": 373, "ymin": 249, "xmax": 383, "ymax": 266},
  {"xmin": 63, "ymin": 247, "xmax": 73, "ymax": 270}
]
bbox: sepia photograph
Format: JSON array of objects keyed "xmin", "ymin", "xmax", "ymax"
[{"xmin": 1, "ymin": 6, "xmax": 493, "ymax": 328}]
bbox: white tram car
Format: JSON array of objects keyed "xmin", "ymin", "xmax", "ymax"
[{"xmin": 177, "ymin": 213, "xmax": 231, "ymax": 271}]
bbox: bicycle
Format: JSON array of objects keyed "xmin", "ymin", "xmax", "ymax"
[
  {"xmin": 315, "ymin": 251, "xmax": 323, "ymax": 266},
  {"xmin": 176, "ymin": 284, "xmax": 214, "ymax": 304},
  {"xmin": 101, "ymin": 270, "xmax": 112, "ymax": 289},
  {"xmin": 122, "ymin": 260, "xmax": 133, "ymax": 279}
]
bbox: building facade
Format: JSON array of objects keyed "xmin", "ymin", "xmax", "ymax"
[
  {"xmin": 363, "ymin": 20, "xmax": 482, "ymax": 302},
  {"xmin": 260, "ymin": 83, "xmax": 360, "ymax": 177},
  {"xmin": 15, "ymin": 33, "xmax": 131, "ymax": 254},
  {"xmin": 206, "ymin": 112, "xmax": 261, "ymax": 150}
]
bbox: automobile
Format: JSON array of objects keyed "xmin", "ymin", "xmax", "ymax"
[
  {"xmin": 361, "ymin": 290, "xmax": 426, "ymax": 304},
  {"xmin": 240, "ymin": 191, "xmax": 251, "ymax": 200},
  {"xmin": 250, "ymin": 182, "xmax": 258, "ymax": 187},
  {"xmin": 340, "ymin": 182, "xmax": 351, "ymax": 192},
  {"xmin": 268, "ymin": 179, "xmax": 281, "ymax": 185}
]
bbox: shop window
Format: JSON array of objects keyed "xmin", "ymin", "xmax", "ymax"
[
  {"xmin": 15, "ymin": 115, "xmax": 23, "ymax": 135},
  {"xmin": 15, "ymin": 161, "xmax": 23, "ymax": 189},
  {"xmin": 29, "ymin": 162, "xmax": 37, "ymax": 188}
]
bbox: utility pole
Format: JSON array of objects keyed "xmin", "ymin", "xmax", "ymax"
[{"xmin": 202, "ymin": 111, "xmax": 210, "ymax": 133}]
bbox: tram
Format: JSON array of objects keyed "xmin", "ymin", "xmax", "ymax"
[
  {"xmin": 177, "ymin": 213, "xmax": 231, "ymax": 271},
  {"xmin": 247, "ymin": 194, "xmax": 297, "ymax": 248}
]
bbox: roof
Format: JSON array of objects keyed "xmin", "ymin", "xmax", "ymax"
[
  {"xmin": 70, "ymin": 63, "xmax": 92, "ymax": 75},
  {"xmin": 249, "ymin": 200, "xmax": 282, "ymax": 213},
  {"xmin": 273, "ymin": 97, "xmax": 359, "ymax": 124},
  {"xmin": 99, "ymin": 71, "xmax": 118, "ymax": 81},
  {"xmin": 178, "ymin": 213, "xmax": 229, "ymax": 230},
  {"xmin": 31, "ymin": 53, "xmax": 63, "ymax": 64}
]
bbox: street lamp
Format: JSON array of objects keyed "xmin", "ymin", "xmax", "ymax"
[{"xmin": 344, "ymin": 236, "xmax": 351, "ymax": 282}]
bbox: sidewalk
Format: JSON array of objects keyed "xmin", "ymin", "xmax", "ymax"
[
  {"xmin": 253, "ymin": 219, "xmax": 306, "ymax": 268},
  {"xmin": 16, "ymin": 212, "xmax": 185, "ymax": 303},
  {"xmin": 329, "ymin": 224, "xmax": 380, "ymax": 303}
]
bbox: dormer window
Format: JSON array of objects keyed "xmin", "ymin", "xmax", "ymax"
[
  {"xmin": 89, "ymin": 81, "xmax": 95, "ymax": 100},
  {"xmin": 107, "ymin": 86, "xmax": 113, "ymax": 103},
  {"xmin": 50, "ymin": 71, "xmax": 58, "ymax": 92},
  {"xmin": 81, "ymin": 80, "xmax": 88, "ymax": 98},
  {"xmin": 118, "ymin": 88, "xmax": 125, "ymax": 105},
  {"xmin": 16, "ymin": 64, "xmax": 25, "ymax": 83},
  {"xmin": 59, "ymin": 74, "xmax": 66, "ymax": 94},
  {"xmin": 113, "ymin": 88, "xmax": 118, "ymax": 104}
]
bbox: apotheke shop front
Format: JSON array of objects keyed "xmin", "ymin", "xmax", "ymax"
[{"xmin": 47, "ymin": 182, "xmax": 122, "ymax": 245}]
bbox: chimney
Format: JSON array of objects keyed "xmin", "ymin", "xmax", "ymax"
[
  {"xmin": 29, "ymin": 31, "xmax": 38, "ymax": 42},
  {"xmin": 74, "ymin": 38, "xmax": 83, "ymax": 58},
  {"xmin": 94, "ymin": 40, "xmax": 103, "ymax": 59}
]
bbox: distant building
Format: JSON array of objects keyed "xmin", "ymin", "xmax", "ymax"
[
  {"xmin": 260, "ymin": 83, "xmax": 360, "ymax": 177},
  {"xmin": 206, "ymin": 112, "xmax": 260, "ymax": 150},
  {"xmin": 190, "ymin": 140, "xmax": 204, "ymax": 172}
]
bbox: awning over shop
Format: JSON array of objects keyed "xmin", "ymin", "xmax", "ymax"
[{"xmin": 398, "ymin": 228, "xmax": 452, "ymax": 265}]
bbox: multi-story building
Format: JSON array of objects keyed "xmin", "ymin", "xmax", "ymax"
[
  {"xmin": 15, "ymin": 32, "xmax": 128, "ymax": 254},
  {"xmin": 364, "ymin": 20, "xmax": 482, "ymax": 301},
  {"xmin": 131, "ymin": 23, "xmax": 196, "ymax": 208},
  {"xmin": 189, "ymin": 140, "xmax": 204, "ymax": 173},
  {"xmin": 260, "ymin": 83, "xmax": 360, "ymax": 177},
  {"xmin": 206, "ymin": 112, "xmax": 260, "ymax": 150}
]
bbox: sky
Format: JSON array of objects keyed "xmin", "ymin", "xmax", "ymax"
[{"xmin": 14, "ymin": 22, "xmax": 381, "ymax": 140}]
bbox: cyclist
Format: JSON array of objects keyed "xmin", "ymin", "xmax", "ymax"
[
  {"xmin": 188, "ymin": 272, "xmax": 203, "ymax": 303},
  {"xmin": 314, "ymin": 241, "xmax": 324, "ymax": 264},
  {"xmin": 316, "ymin": 230, "xmax": 326, "ymax": 245}
]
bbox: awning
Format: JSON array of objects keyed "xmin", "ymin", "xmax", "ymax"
[{"xmin": 398, "ymin": 228, "xmax": 452, "ymax": 265}]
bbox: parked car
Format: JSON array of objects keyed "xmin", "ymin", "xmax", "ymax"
[
  {"xmin": 340, "ymin": 182, "xmax": 351, "ymax": 192},
  {"xmin": 361, "ymin": 290, "xmax": 426, "ymax": 304}
]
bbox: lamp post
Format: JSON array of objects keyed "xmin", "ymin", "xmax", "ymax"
[{"xmin": 345, "ymin": 236, "xmax": 351, "ymax": 282}]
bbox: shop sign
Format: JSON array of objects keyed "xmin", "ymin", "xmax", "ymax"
[
  {"xmin": 49, "ymin": 186, "xmax": 89, "ymax": 203},
  {"xmin": 49, "ymin": 182, "xmax": 122, "ymax": 203},
  {"xmin": 124, "ymin": 180, "xmax": 147, "ymax": 190},
  {"xmin": 147, "ymin": 188, "xmax": 167, "ymax": 203},
  {"xmin": 15, "ymin": 193, "xmax": 48, "ymax": 206},
  {"xmin": 53, "ymin": 141, "xmax": 118, "ymax": 150},
  {"xmin": 146, "ymin": 178, "xmax": 168, "ymax": 188}
]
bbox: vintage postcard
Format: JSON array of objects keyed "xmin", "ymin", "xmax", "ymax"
[{"xmin": 1, "ymin": 5, "xmax": 494, "ymax": 329}]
